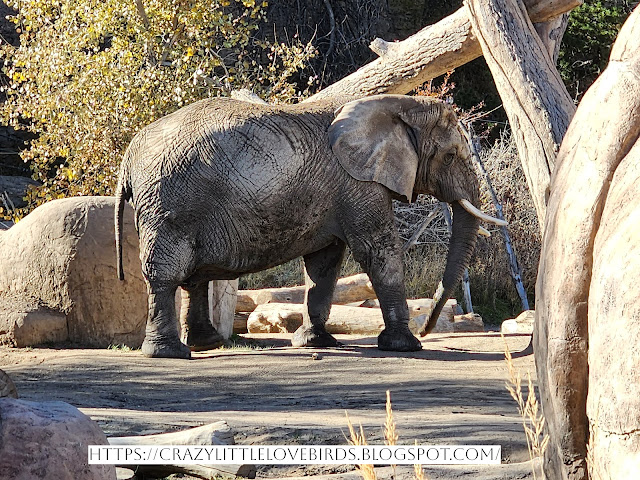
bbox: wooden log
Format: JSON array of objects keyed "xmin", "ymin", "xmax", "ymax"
[
  {"xmin": 453, "ymin": 313, "xmax": 484, "ymax": 332},
  {"xmin": 236, "ymin": 273, "xmax": 376, "ymax": 312},
  {"xmin": 501, "ymin": 310, "xmax": 534, "ymax": 334},
  {"xmin": 409, "ymin": 311, "xmax": 484, "ymax": 334},
  {"xmin": 176, "ymin": 281, "xmax": 238, "ymax": 341},
  {"xmin": 247, "ymin": 300, "xmax": 460, "ymax": 335},
  {"xmin": 108, "ymin": 421, "xmax": 235, "ymax": 446},
  {"xmin": 210, "ymin": 280, "xmax": 238, "ymax": 340},
  {"xmin": 535, "ymin": 6, "xmax": 640, "ymax": 480},
  {"xmin": 465, "ymin": 0, "xmax": 576, "ymax": 230},
  {"xmin": 246, "ymin": 303, "xmax": 304, "ymax": 334},
  {"xmin": 359, "ymin": 298, "xmax": 462, "ymax": 318},
  {"xmin": 108, "ymin": 422, "xmax": 256, "ymax": 479},
  {"xmin": 116, "ymin": 467, "xmax": 135, "ymax": 480},
  {"xmin": 305, "ymin": 0, "xmax": 580, "ymax": 103},
  {"xmin": 233, "ymin": 313, "xmax": 249, "ymax": 334},
  {"xmin": 333, "ymin": 273, "xmax": 376, "ymax": 304}
]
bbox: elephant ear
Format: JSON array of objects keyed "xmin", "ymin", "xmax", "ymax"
[{"xmin": 328, "ymin": 95, "xmax": 424, "ymax": 202}]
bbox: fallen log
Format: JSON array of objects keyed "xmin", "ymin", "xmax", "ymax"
[
  {"xmin": 108, "ymin": 421, "xmax": 235, "ymax": 446},
  {"xmin": 306, "ymin": 0, "xmax": 580, "ymax": 103},
  {"xmin": 246, "ymin": 300, "xmax": 463, "ymax": 335},
  {"xmin": 410, "ymin": 313, "xmax": 484, "ymax": 334},
  {"xmin": 108, "ymin": 422, "xmax": 255, "ymax": 479},
  {"xmin": 233, "ymin": 313, "xmax": 249, "ymax": 334},
  {"xmin": 237, "ymin": 273, "xmax": 376, "ymax": 312},
  {"xmin": 359, "ymin": 298, "xmax": 463, "ymax": 318}
]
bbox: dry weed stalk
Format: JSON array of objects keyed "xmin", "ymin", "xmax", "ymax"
[
  {"xmin": 384, "ymin": 390, "xmax": 398, "ymax": 479},
  {"xmin": 346, "ymin": 391, "xmax": 428, "ymax": 480},
  {"xmin": 345, "ymin": 412, "xmax": 377, "ymax": 480},
  {"xmin": 384, "ymin": 390, "xmax": 398, "ymax": 446},
  {"xmin": 503, "ymin": 334, "xmax": 549, "ymax": 480},
  {"xmin": 413, "ymin": 440, "xmax": 427, "ymax": 480}
]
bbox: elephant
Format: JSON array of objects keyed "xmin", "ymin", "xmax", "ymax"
[{"xmin": 115, "ymin": 94, "xmax": 505, "ymax": 359}]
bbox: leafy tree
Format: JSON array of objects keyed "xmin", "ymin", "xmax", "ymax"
[
  {"xmin": 0, "ymin": 0, "xmax": 315, "ymax": 218},
  {"xmin": 559, "ymin": 1, "xmax": 632, "ymax": 100}
]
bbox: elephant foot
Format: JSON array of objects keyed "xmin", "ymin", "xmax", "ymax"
[
  {"xmin": 378, "ymin": 328, "xmax": 422, "ymax": 352},
  {"xmin": 141, "ymin": 338, "xmax": 192, "ymax": 359},
  {"xmin": 186, "ymin": 331, "xmax": 225, "ymax": 352},
  {"xmin": 291, "ymin": 326, "xmax": 342, "ymax": 348}
]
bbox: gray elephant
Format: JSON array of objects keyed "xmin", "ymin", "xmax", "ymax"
[{"xmin": 115, "ymin": 94, "xmax": 504, "ymax": 359}]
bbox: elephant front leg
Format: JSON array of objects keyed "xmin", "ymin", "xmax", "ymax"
[
  {"xmin": 143, "ymin": 284, "xmax": 192, "ymax": 359},
  {"xmin": 180, "ymin": 282, "xmax": 224, "ymax": 352},
  {"xmin": 292, "ymin": 240, "xmax": 346, "ymax": 348},
  {"xmin": 356, "ymin": 244, "xmax": 422, "ymax": 352}
]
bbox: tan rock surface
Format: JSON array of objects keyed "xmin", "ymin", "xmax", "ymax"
[
  {"xmin": 0, "ymin": 398, "xmax": 115, "ymax": 480},
  {"xmin": 0, "ymin": 197, "xmax": 147, "ymax": 348}
]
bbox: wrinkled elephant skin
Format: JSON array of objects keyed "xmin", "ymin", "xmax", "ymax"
[{"xmin": 115, "ymin": 94, "xmax": 494, "ymax": 359}]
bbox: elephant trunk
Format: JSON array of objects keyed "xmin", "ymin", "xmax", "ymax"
[{"xmin": 419, "ymin": 201, "xmax": 480, "ymax": 336}]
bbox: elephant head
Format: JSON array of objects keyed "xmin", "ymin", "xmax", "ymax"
[{"xmin": 328, "ymin": 94, "xmax": 505, "ymax": 334}]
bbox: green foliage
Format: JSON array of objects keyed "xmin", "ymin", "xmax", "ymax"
[
  {"xmin": 0, "ymin": 0, "xmax": 315, "ymax": 219},
  {"xmin": 559, "ymin": 1, "xmax": 631, "ymax": 99}
]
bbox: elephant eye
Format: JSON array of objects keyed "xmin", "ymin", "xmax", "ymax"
[{"xmin": 443, "ymin": 153, "xmax": 455, "ymax": 166}]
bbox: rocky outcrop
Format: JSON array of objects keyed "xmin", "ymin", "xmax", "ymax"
[
  {"xmin": 0, "ymin": 398, "xmax": 116, "ymax": 480},
  {"xmin": 0, "ymin": 196, "xmax": 147, "ymax": 348}
]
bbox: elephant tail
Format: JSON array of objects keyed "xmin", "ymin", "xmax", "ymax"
[{"xmin": 115, "ymin": 166, "xmax": 131, "ymax": 281}]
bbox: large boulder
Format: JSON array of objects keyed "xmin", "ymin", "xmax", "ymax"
[
  {"xmin": 0, "ymin": 398, "xmax": 116, "ymax": 480},
  {"xmin": 0, "ymin": 196, "xmax": 147, "ymax": 348},
  {"xmin": 535, "ymin": 7, "xmax": 640, "ymax": 479},
  {"xmin": 586, "ymin": 129, "xmax": 640, "ymax": 479}
]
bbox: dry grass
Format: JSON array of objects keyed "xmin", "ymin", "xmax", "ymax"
[
  {"xmin": 384, "ymin": 390, "xmax": 398, "ymax": 447},
  {"xmin": 345, "ymin": 390, "xmax": 427, "ymax": 480},
  {"xmin": 503, "ymin": 334, "xmax": 548, "ymax": 479},
  {"xmin": 472, "ymin": 133, "xmax": 541, "ymax": 304},
  {"xmin": 345, "ymin": 412, "xmax": 377, "ymax": 480}
]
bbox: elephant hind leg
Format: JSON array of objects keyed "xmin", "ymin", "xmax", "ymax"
[
  {"xmin": 292, "ymin": 239, "xmax": 346, "ymax": 348},
  {"xmin": 139, "ymin": 226, "xmax": 196, "ymax": 359},
  {"xmin": 142, "ymin": 284, "xmax": 192, "ymax": 359},
  {"xmin": 179, "ymin": 282, "xmax": 224, "ymax": 352}
]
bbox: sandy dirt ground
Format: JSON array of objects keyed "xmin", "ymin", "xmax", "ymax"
[{"xmin": 1, "ymin": 332, "xmax": 538, "ymax": 479}]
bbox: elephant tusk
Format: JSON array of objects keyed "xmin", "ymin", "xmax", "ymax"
[
  {"xmin": 459, "ymin": 199, "xmax": 508, "ymax": 226},
  {"xmin": 478, "ymin": 226, "xmax": 491, "ymax": 237}
]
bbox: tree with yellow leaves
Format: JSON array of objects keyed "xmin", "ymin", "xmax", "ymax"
[{"xmin": 0, "ymin": 0, "xmax": 314, "ymax": 218}]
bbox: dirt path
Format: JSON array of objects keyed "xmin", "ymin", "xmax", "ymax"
[{"xmin": 1, "ymin": 332, "xmax": 535, "ymax": 478}]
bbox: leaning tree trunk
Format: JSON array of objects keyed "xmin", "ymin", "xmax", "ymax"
[
  {"xmin": 304, "ymin": 0, "xmax": 580, "ymax": 104},
  {"xmin": 536, "ymin": 7, "xmax": 640, "ymax": 480},
  {"xmin": 465, "ymin": 0, "xmax": 576, "ymax": 231}
]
